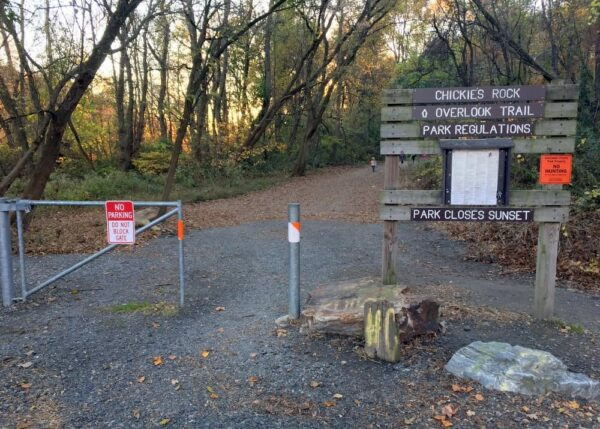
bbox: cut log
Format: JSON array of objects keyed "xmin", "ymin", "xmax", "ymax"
[
  {"xmin": 364, "ymin": 299, "xmax": 441, "ymax": 362},
  {"xmin": 300, "ymin": 277, "xmax": 441, "ymax": 339}
]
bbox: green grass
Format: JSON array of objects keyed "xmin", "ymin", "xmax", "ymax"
[
  {"xmin": 553, "ymin": 319, "xmax": 586, "ymax": 334},
  {"xmin": 188, "ymin": 174, "xmax": 285, "ymax": 202},
  {"xmin": 107, "ymin": 301, "xmax": 178, "ymax": 316},
  {"xmin": 8, "ymin": 169, "xmax": 287, "ymax": 204}
]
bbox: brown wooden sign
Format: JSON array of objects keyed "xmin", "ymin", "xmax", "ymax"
[
  {"xmin": 410, "ymin": 207, "xmax": 534, "ymax": 222},
  {"xmin": 421, "ymin": 121, "xmax": 533, "ymax": 138},
  {"xmin": 413, "ymin": 85, "xmax": 546, "ymax": 104},
  {"xmin": 412, "ymin": 102, "xmax": 544, "ymax": 121}
]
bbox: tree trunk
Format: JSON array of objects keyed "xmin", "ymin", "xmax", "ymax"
[
  {"xmin": 133, "ymin": 33, "xmax": 149, "ymax": 155},
  {"xmin": 20, "ymin": 0, "xmax": 144, "ymax": 201}
]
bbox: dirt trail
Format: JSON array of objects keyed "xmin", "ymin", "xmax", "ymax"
[{"xmin": 184, "ymin": 165, "xmax": 385, "ymax": 229}]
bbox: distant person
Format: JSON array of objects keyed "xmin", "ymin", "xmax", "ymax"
[
  {"xmin": 400, "ymin": 150, "xmax": 406, "ymax": 164},
  {"xmin": 370, "ymin": 157, "xmax": 377, "ymax": 172},
  {"xmin": 412, "ymin": 154, "xmax": 417, "ymax": 163}
]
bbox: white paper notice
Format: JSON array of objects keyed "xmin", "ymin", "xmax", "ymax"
[{"xmin": 450, "ymin": 150, "xmax": 499, "ymax": 205}]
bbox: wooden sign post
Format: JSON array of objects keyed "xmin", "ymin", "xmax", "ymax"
[{"xmin": 379, "ymin": 84, "xmax": 578, "ymax": 319}]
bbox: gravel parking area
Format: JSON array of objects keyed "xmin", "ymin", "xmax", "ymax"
[{"xmin": 1, "ymin": 220, "xmax": 599, "ymax": 428}]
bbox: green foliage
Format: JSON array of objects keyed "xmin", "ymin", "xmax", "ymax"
[
  {"xmin": 44, "ymin": 170, "xmax": 164, "ymax": 201},
  {"xmin": 510, "ymin": 153, "xmax": 539, "ymax": 189},
  {"xmin": 573, "ymin": 188, "xmax": 600, "ymax": 212},
  {"xmin": 413, "ymin": 156, "xmax": 442, "ymax": 189},
  {"xmin": 132, "ymin": 140, "xmax": 172, "ymax": 175}
]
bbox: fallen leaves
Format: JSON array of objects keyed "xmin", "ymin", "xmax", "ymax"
[
  {"xmin": 132, "ymin": 409, "xmax": 140, "ymax": 420},
  {"xmin": 17, "ymin": 362, "xmax": 33, "ymax": 369},
  {"xmin": 322, "ymin": 401, "xmax": 336, "ymax": 407},
  {"xmin": 433, "ymin": 404, "xmax": 458, "ymax": 427},
  {"xmin": 171, "ymin": 379, "xmax": 181, "ymax": 391},
  {"xmin": 433, "ymin": 415, "xmax": 453, "ymax": 427},
  {"xmin": 451, "ymin": 384, "xmax": 473, "ymax": 393},
  {"xmin": 566, "ymin": 400, "xmax": 580, "ymax": 410},
  {"xmin": 474, "ymin": 393, "xmax": 484, "ymax": 402},
  {"xmin": 309, "ymin": 380, "xmax": 321, "ymax": 388},
  {"xmin": 441, "ymin": 404, "xmax": 456, "ymax": 419},
  {"xmin": 137, "ymin": 376, "xmax": 146, "ymax": 383},
  {"xmin": 466, "ymin": 410, "xmax": 476, "ymax": 417},
  {"xmin": 159, "ymin": 418, "xmax": 171, "ymax": 426},
  {"xmin": 215, "ymin": 306, "xmax": 225, "ymax": 312},
  {"xmin": 201, "ymin": 350, "xmax": 210, "ymax": 358},
  {"xmin": 333, "ymin": 393, "xmax": 343, "ymax": 399},
  {"xmin": 153, "ymin": 356, "xmax": 163, "ymax": 366},
  {"xmin": 275, "ymin": 328, "xmax": 287, "ymax": 337},
  {"xmin": 207, "ymin": 386, "xmax": 218, "ymax": 399},
  {"xmin": 248, "ymin": 375, "xmax": 259, "ymax": 385}
]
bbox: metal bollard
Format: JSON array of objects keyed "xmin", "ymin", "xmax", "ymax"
[
  {"xmin": 0, "ymin": 199, "xmax": 14, "ymax": 307},
  {"xmin": 288, "ymin": 203, "xmax": 300, "ymax": 319}
]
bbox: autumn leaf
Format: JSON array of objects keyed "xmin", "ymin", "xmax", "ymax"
[
  {"xmin": 137, "ymin": 376, "xmax": 146, "ymax": 383},
  {"xmin": 201, "ymin": 350, "xmax": 210, "ymax": 358},
  {"xmin": 210, "ymin": 393, "xmax": 218, "ymax": 399},
  {"xmin": 474, "ymin": 393, "xmax": 484, "ymax": 402},
  {"xmin": 309, "ymin": 380, "xmax": 321, "ymax": 388},
  {"xmin": 248, "ymin": 375, "xmax": 259, "ymax": 384},
  {"xmin": 441, "ymin": 404, "xmax": 456, "ymax": 418},
  {"xmin": 153, "ymin": 356, "xmax": 163, "ymax": 366},
  {"xmin": 159, "ymin": 418, "xmax": 170, "ymax": 426},
  {"xmin": 215, "ymin": 306, "xmax": 225, "ymax": 312},
  {"xmin": 276, "ymin": 328, "xmax": 287, "ymax": 337},
  {"xmin": 451, "ymin": 384, "xmax": 473, "ymax": 393},
  {"xmin": 522, "ymin": 406, "xmax": 529, "ymax": 412},
  {"xmin": 151, "ymin": 322, "xmax": 160, "ymax": 329},
  {"xmin": 433, "ymin": 416, "xmax": 453, "ymax": 427},
  {"xmin": 132, "ymin": 409, "xmax": 140, "ymax": 420},
  {"xmin": 566, "ymin": 400, "xmax": 580, "ymax": 410},
  {"xmin": 171, "ymin": 379, "xmax": 179, "ymax": 386},
  {"xmin": 322, "ymin": 401, "xmax": 336, "ymax": 407},
  {"xmin": 466, "ymin": 410, "xmax": 476, "ymax": 417},
  {"xmin": 333, "ymin": 393, "xmax": 343, "ymax": 399},
  {"xmin": 18, "ymin": 362, "xmax": 33, "ymax": 369}
]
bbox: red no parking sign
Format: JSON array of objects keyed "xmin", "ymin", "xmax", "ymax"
[{"xmin": 105, "ymin": 201, "xmax": 135, "ymax": 244}]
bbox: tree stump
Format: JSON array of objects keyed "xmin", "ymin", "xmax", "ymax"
[
  {"xmin": 300, "ymin": 277, "xmax": 442, "ymax": 339},
  {"xmin": 364, "ymin": 299, "xmax": 441, "ymax": 363}
]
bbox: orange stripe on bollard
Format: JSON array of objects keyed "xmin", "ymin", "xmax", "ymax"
[{"xmin": 177, "ymin": 220, "xmax": 184, "ymax": 240}]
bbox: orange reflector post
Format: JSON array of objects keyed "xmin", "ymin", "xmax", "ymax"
[{"xmin": 177, "ymin": 220, "xmax": 185, "ymax": 240}]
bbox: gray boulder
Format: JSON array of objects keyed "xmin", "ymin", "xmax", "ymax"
[{"xmin": 445, "ymin": 341, "xmax": 599, "ymax": 400}]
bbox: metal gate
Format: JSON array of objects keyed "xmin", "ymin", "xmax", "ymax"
[{"xmin": 0, "ymin": 199, "xmax": 185, "ymax": 307}]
